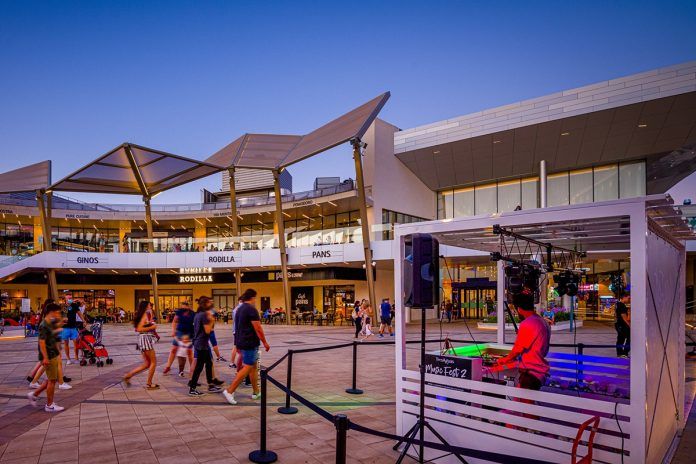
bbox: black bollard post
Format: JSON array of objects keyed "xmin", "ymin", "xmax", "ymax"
[
  {"xmin": 277, "ymin": 350, "xmax": 298, "ymax": 414},
  {"xmin": 249, "ymin": 368, "xmax": 278, "ymax": 464},
  {"xmin": 334, "ymin": 414, "xmax": 349, "ymax": 464},
  {"xmin": 345, "ymin": 341, "xmax": 363, "ymax": 395}
]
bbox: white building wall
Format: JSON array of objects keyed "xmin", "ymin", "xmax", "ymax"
[{"xmin": 363, "ymin": 118, "xmax": 436, "ymax": 223}]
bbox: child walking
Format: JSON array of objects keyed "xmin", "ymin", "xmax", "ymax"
[
  {"xmin": 176, "ymin": 335, "xmax": 192, "ymax": 377},
  {"xmin": 360, "ymin": 302, "xmax": 374, "ymax": 342}
]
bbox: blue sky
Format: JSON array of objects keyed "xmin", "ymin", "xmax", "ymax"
[{"xmin": 1, "ymin": 1, "xmax": 694, "ymax": 204}]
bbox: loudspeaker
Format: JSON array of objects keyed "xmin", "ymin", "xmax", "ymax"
[{"xmin": 404, "ymin": 233, "xmax": 440, "ymax": 308}]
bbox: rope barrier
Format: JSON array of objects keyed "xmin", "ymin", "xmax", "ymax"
[{"xmin": 265, "ymin": 373, "xmax": 334, "ymax": 422}]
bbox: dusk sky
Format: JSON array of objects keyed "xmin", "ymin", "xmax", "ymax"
[{"xmin": 1, "ymin": 1, "xmax": 695, "ymax": 204}]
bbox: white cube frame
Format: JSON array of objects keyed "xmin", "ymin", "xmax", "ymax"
[{"xmin": 393, "ymin": 195, "xmax": 687, "ymax": 463}]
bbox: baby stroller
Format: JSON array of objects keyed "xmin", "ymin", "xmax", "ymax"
[{"xmin": 78, "ymin": 321, "xmax": 113, "ymax": 367}]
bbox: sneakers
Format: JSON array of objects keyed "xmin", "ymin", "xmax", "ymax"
[
  {"xmin": 27, "ymin": 392, "xmax": 38, "ymax": 406},
  {"xmin": 178, "ymin": 371, "xmax": 185, "ymax": 377},
  {"xmin": 251, "ymin": 392, "xmax": 262, "ymax": 400},
  {"xmin": 379, "ymin": 334, "xmax": 384, "ymax": 338},
  {"xmin": 29, "ymin": 382, "xmax": 41, "ymax": 389},
  {"xmin": 58, "ymin": 383, "xmax": 72, "ymax": 390},
  {"xmin": 217, "ymin": 356, "xmax": 227, "ymax": 362},
  {"xmin": 44, "ymin": 403, "xmax": 65, "ymax": 413},
  {"xmin": 222, "ymin": 390, "xmax": 237, "ymax": 405},
  {"xmin": 188, "ymin": 389, "xmax": 205, "ymax": 397},
  {"xmin": 211, "ymin": 378, "xmax": 224, "ymax": 386},
  {"xmin": 66, "ymin": 360, "xmax": 73, "ymax": 365},
  {"xmin": 208, "ymin": 386, "xmax": 223, "ymax": 393},
  {"xmin": 390, "ymin": 333, "xmax": 395, "ymax": 337},
  {"xmin": 26, "ymin": 376, "xmax": 33, "ymax": 383}
]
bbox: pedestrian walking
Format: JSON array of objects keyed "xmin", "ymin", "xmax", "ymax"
[
  {"xmin": 352, "ymin": 300, "xmax": 363, "ymax": 339},
  {"xmin": 360, "ymin": 302, "xmax": 373, "ymax": 342},
  {"xmin": 123, "ymin": 300, "xmax": 159, "ymax": 389},
  {"xmin": 188, "ymin": 297, "xmax": 224, "ymax": 396},
  {"xmin": 163, "ymin": 301, "xmax": 194, "ymax": 375},
  {"xmin": 223, "ymin": 289, "xmax": 270, "ymax": 405},
  {"xmin": 27, "ymin": 303, "xmax": 65, "ymax": 412},
  {"xmin": 614, "ymin": 294, "xmax": 631, "ymax": 358},
  {"xmin": 62, "ymin": 302, "xmax": 80, "ymax": 364},
  {"xmin": 378, "ymin": 298, "xmax": 394, "ymax": 337}
]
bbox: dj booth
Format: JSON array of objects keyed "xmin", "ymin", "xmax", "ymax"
[{"xmin": 393, "ymin": 196, "xmax": 689, "ymax": 464}]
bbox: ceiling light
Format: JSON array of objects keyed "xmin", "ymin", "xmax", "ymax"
[
  {"xmin": 194, "ymin": 218, "xmax": 203, "ymax": 226},
  {"xmin": 638, "ymin": 123, "xmax": 648, "ymax": 128},
  {"xmin": 433, "ymin": 150, "xmax": 440, "ymax": 154},
  {"xmin": 328, "ymin": 201, "xmax": 337, "ymax": 207},
  {"xmin": 561, "ymin": 132, "xmax": 570, "ymax": 136},
  {"xmin": 134, "ymin": 270, "xmax": 139, "ymax": 274},
  {"xmin": 153, "ymin": 219, "xmax": 159, "ymax": 225},
  {"xmin": 111, "ymin": 270, "xmax": 119, "ymax": 274},
  {"xmin": 283, "ymin": 212, "xmax": 291, "ymax": 218},
  {"xmin": 86, "ymin": 268, "xmax": 95, "ymax": 273},
  {"xmin": 493, "ymin": 140, "xmax": 502, "ymax": 144},
  {"xmin": 69, "ymin": 269, "xmax": 76, "ymax": 274}
]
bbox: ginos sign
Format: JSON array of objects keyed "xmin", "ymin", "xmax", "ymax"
[{"xmin": 76, "ymin": 257, "xmax": 100, "ymax": 264}]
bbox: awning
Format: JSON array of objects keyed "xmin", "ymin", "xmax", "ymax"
[{"xmin": 0, "ymin": 160, "xmax": 51, "ymax": 193}]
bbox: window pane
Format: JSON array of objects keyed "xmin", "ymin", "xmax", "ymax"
[
  {"xmin": 594, "ymin": 165, "xmax": 618, "ymax": 202},
  {"xmin": 497, "ymin": 180, "xmax": 521, "ymax": 212},
  {"xmin": 438, "ymin": 191, "xmax": 454, "ymax": 219},
  {"xmin": 475, "ymin": 184, "xmax": 497, "ymax": 215},
  {"xmin": 619, "ymin": 162, "xmax": 646, "ymax": 198},
  {"xmin": 521, "ymin": 177, "xmax": 538, "ymax": 210},
  {"xmin": 453, "ymin": 188, "xmax": 474, "ymax": 217},
  {"xmin": 547, "ymin": 172, "xmax": 569, "ymax": 207},
  {"xmin": 569, "ymin": 168, "xmax": 593, "ymax": 204}
]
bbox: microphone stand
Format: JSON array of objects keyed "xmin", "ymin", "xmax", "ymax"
[{"xmin": 392, "ymin": 305, "xmax": 468, "ymax": 464}]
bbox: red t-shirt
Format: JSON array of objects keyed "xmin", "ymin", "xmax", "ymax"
[{"xmin": 512, "ymin": 314, "xmax": 550, "ymax": 380}]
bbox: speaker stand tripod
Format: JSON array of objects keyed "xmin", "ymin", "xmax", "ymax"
[{"xmin": 392, "ymin": 306, "xmax": 468, "ymax": 464}]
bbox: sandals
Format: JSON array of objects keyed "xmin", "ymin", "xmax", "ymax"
[{"xmin": 146, "ymin": 384, "xmax": 160, "ymax": 390}]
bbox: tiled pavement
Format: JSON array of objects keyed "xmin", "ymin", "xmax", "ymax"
[{"xmin": 0, "ymin": 320, "xmax": 693, "ymax": 463}]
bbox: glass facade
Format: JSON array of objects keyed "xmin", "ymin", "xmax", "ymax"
[
  {"xmin": 0, "ymin": 223, "xmax": 33, "ymax": 255},
  {"xmin": 437, "ymin": 161, "xmax": 646, "ymax": 219},
  {"xmin": 381, "ymin": 209, "xmax": 428, "ymax": 239},
  {"xmin": 52, "ymin": 227, "xmax": 119, "ymax": 252}
]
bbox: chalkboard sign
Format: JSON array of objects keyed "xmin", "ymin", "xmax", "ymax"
[{"xmin": 424, "ymin": 353, "xmax": 482, "ymax": 381}]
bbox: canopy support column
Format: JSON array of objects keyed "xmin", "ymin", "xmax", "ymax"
[
  {"xmin": 351, "ymin": 139, "xmax": 376, "ymax": 310},
  {"xmin": 273, "ymin": 169, "xmax": 291, "ymax": 323},
  {"xmin": 143, "ymin": 196, "xmax": 161, "ymax": 321},
  {"xmin": 228, "ymin": 168, "xmax": 242, "ymax": 301},
  {"xmin": 36, "ymin": 190, "xmax": 58, "ymax": 301}
]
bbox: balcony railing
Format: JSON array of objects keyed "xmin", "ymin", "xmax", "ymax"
[{"xmin": 0, "ymin": 182, "xmax": 355, "ymax": 213}]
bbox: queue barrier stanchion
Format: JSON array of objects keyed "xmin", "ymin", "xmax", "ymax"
[
  {"xmin": 577, "ymin": 343, "xmax": 585, "ymax": 380},
  {"xmin": 345, "ymin": 341, "xmax": 363, "ymax": 395},
  {"xmin": 334, "ymin": 414, "xmax": 349, "ymax": 464},
  {"xmin": 277, "ymin": 350, "xmax": 298, "ymax": 415},
  {"xmin": 249, "ymin": 368, "xmax": 278, "ymax": 464}
]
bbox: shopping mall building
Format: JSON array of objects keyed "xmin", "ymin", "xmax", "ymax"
[{"xmin": 0, "ymin": 61, "xmax": 695, "ymax": 323}]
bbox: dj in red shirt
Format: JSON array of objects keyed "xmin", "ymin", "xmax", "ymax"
[{"xmin": 496, "ymin": 291, "xmax": 550, "ymax": 390}]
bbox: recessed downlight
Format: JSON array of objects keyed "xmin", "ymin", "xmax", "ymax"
[{"xmin": 638, "ymin": 123, "xmax": 648, "ymax": 128}]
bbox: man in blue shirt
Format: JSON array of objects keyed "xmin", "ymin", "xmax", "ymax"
[
  {"xmin": 378, "ymin": 298, "xmax": 394, "ymax": 338},
  {"xmin": 163, "ymin": 301, "xmax": 195, "ymax": 375}
]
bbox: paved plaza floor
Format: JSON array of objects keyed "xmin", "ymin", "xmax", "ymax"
[{"xmin": 0, "ymin": 320, "xmax": 693, "ymax": 463}]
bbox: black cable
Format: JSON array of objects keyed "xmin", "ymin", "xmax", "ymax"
[{"xmin": 614, "ymin": 401, "xmax": 625, "ymax": 464}]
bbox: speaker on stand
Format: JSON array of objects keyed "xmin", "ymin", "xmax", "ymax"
[{"xmin": 394, "ymin": 233, "xmax": 467, "ymax": 464}]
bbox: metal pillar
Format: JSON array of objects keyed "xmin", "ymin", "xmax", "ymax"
[
  {"xmin": 36, "ymin": 190, "xmax": 58, "ymax": 301},
  {"xmin": 228, "ymin": 167, "xmax": 242, "ymax": 300},
  {"xmin": 351, "ymin": 139, "xmax": 376, "ymax": 309},
  {"xmin": 143, "ymin": 196, "xmax": 161, "ymax": 321},
  {"xmin": 272, "ymin": 169, "xmax": 292, "ymax": 322},
  {"xmin": 540, "ymin": 159, "xmax": 547, "ymax": 208}
]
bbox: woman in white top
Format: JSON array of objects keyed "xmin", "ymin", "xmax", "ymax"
[{"xmin": 123, "ymin": 300, "xmax": 159, "ymax": 389}]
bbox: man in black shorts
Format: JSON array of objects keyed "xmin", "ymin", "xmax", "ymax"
[{"xmin": 378, "ymin": 298, "xmax": 394, "ymax": 337}]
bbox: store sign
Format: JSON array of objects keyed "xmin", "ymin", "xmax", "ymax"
[
  {"xmin": 67, "ymin": 255, "xmax": 108, "ymax": 265},
  {"xmin": 153, "ymin": 231, "xmax": 169, "ymax": 238},
  {"xmin": 424, "ymin": 354, "xmax": 481, "ymax": 381},
  {"xmin": 0, "ymin": 208, "xmax": 16, "ymax": 214},
  {"xmin": 291, "ymin": 286, "xmax": 314, "ymax": 311},
  {"xmin": 268, "ymin": 271, "xmax": 304, "ymax": 281},
  {"xmin": 179, "ymin": 267, "xmax": 213, "ymax": 283},
  {"xmin": 205, "ymin": 252, "xmax": 240, "ymax": 264},
  {"xmin": 579, "ymin": 283, "xmax": 599, "ymax": 291},
  {"xmin": 65, "ymin": 213, "xmax": 90, "ymax": 219},
  {"xmin": 299, "ymin": 246, "xmax": 344, "ymax": 264},
  {"xmin": 291, "ymin": 199, "xmax": 314, "ymax": 208}
]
